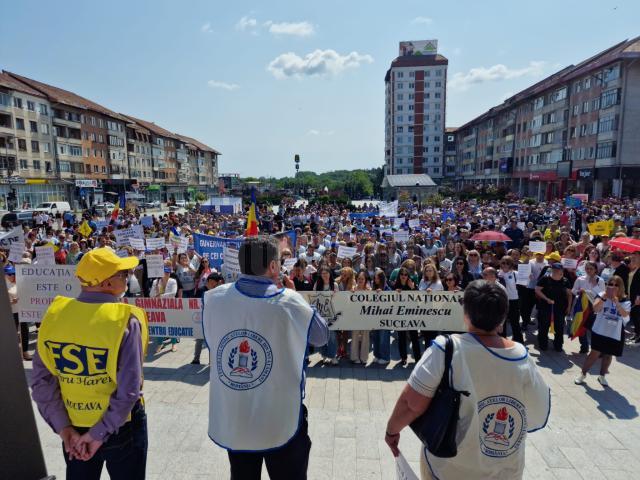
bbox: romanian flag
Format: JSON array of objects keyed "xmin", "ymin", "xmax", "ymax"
[
  {"xmin": 244, "ymin": 188, "xmax": 259, "ymax": 237},
  {"xmin": 111, "ymin": 193, "xmax": 126, "ymax": 221},
  {"xmin": 570, "ymin": 291, "xmax": 593, "ymax": 339}
]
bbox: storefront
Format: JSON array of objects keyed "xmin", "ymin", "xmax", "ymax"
[{"xmin": 0, "ymin": 180, "xmax": 71, "ymax": 211}]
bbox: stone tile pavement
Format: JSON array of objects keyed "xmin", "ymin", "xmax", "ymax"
[{"xmin": 25, "ymin": 329, "xmax": 640, "ymax": 479}]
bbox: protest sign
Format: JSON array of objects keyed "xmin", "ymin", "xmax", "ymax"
[
  {"xmin": 395, "ymin": 452, "xmax": 419, "ymax": 480},
  {"xmin": 393, "ymin": 217, "xmax": 405, "ymax": 226},
  {"xmin": 517, "ymin": 222, "xmax": 526, "ymax": 231},
  {"xmin": 587, "ymin": 220, "xmax": 614, "ymax": 236},
  {"xmin": 283, "ymin": 258, "xmax": 297, "ymax": 271},
  {"xmin": 379, "ymin": 200, "xmax": 398, "ymax": 218},
  {"xmin": 561, "ymin": 258, "xmax": 578, "ymax": 269},
  {"xmin": 193, "ymin": 233, "xmax": 243, "ymax": 269},
  {"xmin": 528, "ymin": 241, "xmax": 546, "ymax": 254},
  {"xmin": 145, "ymin": 237, "xmax": 165, "ymax": 250},
  {"xmin": 7, "ymin": 229, "xmax": 25, "ymax": 263},
  {"xmin": 221, "ymin": 247, "xmax": 241, "ymax": 283},
  {"xmin": 300, "ymin": 290, "xmax": 466, "ymax": 331},
  {"xmin": 140, "ymin": 216, "xmax": 153, "ymax": 228},
  {"xmin": 114, "ymin": 227, "xmax": 143, "ymax": 247},
  {"xmin": 123, "ymin": 297, "xmax": 203, "ymax": 338},
  {"xmin": 516, "ymin": 263, "xmax": 531, "ymax": 286},
  {"xmin": 393, "ymin": 231, "xmax": 410, "ymax": 243},
  {"xmin": 408, "ymin": 219, "xmax": 420, "ymax": 229},
  {"xmin": 16, "ymin": 265, "xmax": 81, "ymax": 322},
  {"xmin": 35, "ymin": 246, "xmax": 55, "ymax": 265},
  {"xmin": 0, "ymin": 226, "xmax": 24, "ymax": 249},
  {"xmin": 129, "ymin": 238, "xmax": 146, "ymax": 250},
  {"xmin": 146, "ymin": 254, "xmax": 165, "ymax": 278},
  {"xmin": 337, "ymin": 245, "xmax": 357, "ymax": 259},
  {"xmin": 170, "ymin": 236, "xmax": 189, "ymax": 254}
]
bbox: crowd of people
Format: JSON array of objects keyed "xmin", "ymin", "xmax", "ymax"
[{"xmin": 4, "ymin": 195, "xmax": 640, "ymax": 384}]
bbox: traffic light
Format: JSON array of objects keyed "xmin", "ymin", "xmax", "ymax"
[{"xmin": 294, "ymin": 154, "xmax": 300, "ymax": 163}]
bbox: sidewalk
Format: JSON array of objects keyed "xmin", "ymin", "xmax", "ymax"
[{"xmin": 26, "ymin": 330, "xmax": 640, "ymax": 479}]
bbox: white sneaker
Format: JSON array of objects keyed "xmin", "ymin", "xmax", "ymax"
[
  {"xmin": 574, "ymin": 373, "xmax": 587, "ymax": 385},
  {"xmin": 597, "ymin": 375, "xmax": 608, "ymax": 387}
]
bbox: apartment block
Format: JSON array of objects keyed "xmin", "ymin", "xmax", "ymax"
[
  {"xmin": 384, "ymin": 40, "xmax": 447, "ymax": 181},
  {"xmin": 453, "ymin": 37, "xmax": 640, "ymax": 200},
  {"xmin": 0, "ymin": 70, "xmax": 221, "ymax": 208}
]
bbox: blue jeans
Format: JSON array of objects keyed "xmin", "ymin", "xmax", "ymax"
[
  {"xmin": 320, "ymin": 330, "xmax": 337, "ymax": 358},
  {"xmin": 64, "ymin": 402, "xmax": 147, "ymax": 480},
  {"xmin": 372, "ymin": 330, "xmax": 390, "ymax": 361}
]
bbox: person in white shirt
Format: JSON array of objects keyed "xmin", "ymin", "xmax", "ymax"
[
  {"xmin": 385, "ymin": 280, "xmax": 550, "ymax": 479},
  {"xmin": 498, "ymin": 257, "xmax": 524, "ymax": 343},
  {"xmin": 521, "ymin": 251, "xmax": 547, "ymax": 328},
  {"xmin": 575, "ymin": 275, "xmax": 631, "ymax": 387},
  {"xmin": 571, "ymin": 261, "xmax": 605, "ymax": 354}
]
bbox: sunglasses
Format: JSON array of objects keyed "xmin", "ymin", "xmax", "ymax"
[
  {"xmin": 446, "ymin": 278, "xmax": 456, "ymax": 282},
  {"xmin": 468, "ymin": 253, "xmax": 478, "ymax": 257},
  {"xmin": 607, "ymin": 283, "xmax": 618, "ymax": 287}
]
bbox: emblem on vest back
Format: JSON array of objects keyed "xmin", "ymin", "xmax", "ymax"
[
  {"xmin": 217, "ymin": 329, "xmax": 273, "ymax": 391},
  {"xmin": 307, "ymin": 292, "xmax": 342, "ymax": 326},
  {"xmin": 478, "ymin": 395, "xmax": 526, "ymax": 458}
]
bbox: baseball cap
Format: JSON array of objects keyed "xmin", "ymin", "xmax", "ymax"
[
  {"xmin": 550, "ymin": 262, "xmax": 564, "ymax": 270},
  {"xmin": 76, "ymin": 247, "xmax": 139, "ymax": 286},
  {"xmin": 4, "ymin": 265, "xmax": 16, "ymax": 275},
  {"xmin": 545, "ymin": 252, "xmax": 562, "ymax": 262}
]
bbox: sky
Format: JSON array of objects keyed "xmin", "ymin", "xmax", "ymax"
[{"xmin": 1, "ymin": 1, "xmax": 638, "ymax": 177}]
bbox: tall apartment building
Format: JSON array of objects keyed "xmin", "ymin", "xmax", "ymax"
[
  {"xmin": 384, "ymin": 40, "xmax": 447, "ymax": 181},
  {"xmin": 0, "ymin": 70, "xmax": 221, "ymax": 208},
  {"xmin": 453, "ymin": 37, "xmax": 640, "ymax": 200}
]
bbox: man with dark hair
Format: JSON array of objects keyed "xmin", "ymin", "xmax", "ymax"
[
  {"xmin": 202, "ymin": 235, "xmax": 328, "ymax": 479},
  {"xmin": 463, "ymin": 279, "xmax": 509, "ymax": 332},
  {"xmin": 191, "ymin": 272, "xmax": 224, "ymax": 365}
]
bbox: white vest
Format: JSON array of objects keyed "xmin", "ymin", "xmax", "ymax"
[
  {"xmin": 202, "ymin": 283, "xmax": 314, "ymax": 452},
  {"xmin": 423, "ymin": 334, "xmax": 550, "ymax": 480}
]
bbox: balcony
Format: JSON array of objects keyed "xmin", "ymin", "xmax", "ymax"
[{"xmin": 52, "ymin": 116, "xmax": 80, "ymax": 128}]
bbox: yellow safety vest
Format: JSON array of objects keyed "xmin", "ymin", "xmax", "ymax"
[{"xmin": 37, "ymin": 296, "xmax": 148, "ymax": 427}]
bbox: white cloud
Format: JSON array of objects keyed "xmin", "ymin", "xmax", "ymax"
[
  {"xmin": 448, "ymin": 61, "xmax": 546, "ymax": 90},
  {"xmin": 306, "ymin": 129, "xmax": 320, "ymax": 136},
  {"xmin": 201, "ymin": 22, "xmax": 213, "ymax": 33},
  {"xmin": 207, "ymin": 80, "xmax": 240, "ymax": 91},
  {"xmin": 265, "ymin": 21, "xmax": 315, "ymax": 37},
  {"xmin": 236, "ymin": 16, "xmax": 258, "ymax": 31},
  {"xmin": 412, "ymin": 16, "xmax": 433, "ymax": 25},
  {"xmin": 306, "ymin": 129, "xmax": 335, "ymax": 136},
  {"xmin": 267, "ymin": 49, "xmax": 373, "ymax": 79}
]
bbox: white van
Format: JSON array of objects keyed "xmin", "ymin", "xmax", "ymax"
[{"xmin": 34, "ymin": 201, "xmax": 72, "ymax": 216}]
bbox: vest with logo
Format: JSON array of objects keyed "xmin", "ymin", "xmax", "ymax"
[
  {"xmin": 423, "ymin": 334, "xmax": 550, "ymax": 480},
  {"xmin": 38, "ymin": 296, "xmax": 148, "ymax": 427},
  {"xmin": 203, "ymin": 283, "xmax": 314, "ymax": 452}
]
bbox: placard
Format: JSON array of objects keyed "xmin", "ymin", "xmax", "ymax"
[
  {"xmin": 561, "ymin": 258, "xmax": 578, "ymax": 269},
  {"xmin": 123, "ymin": 297, "xmax": 203, "ymax": 338},
  {"xmin": 34, "ymin": 246, "xmax": 55, "ymax": 265},
  {"xmin": 408, "ymin": 219, "xmax": 420, "ymax": 228},
  {"xmin": 140, "ymin": 216, "xmax": 154, "ymax": 228},
  {"xmin": 171, "ymin": 236, "xmax": 189, "ymax": 254},
  {"xmin": 283, "ymin": 258, "xmax": 297, "ymax": 271},
  {"xmin": 0, "ymin": 226, "xmax": 24, "ymax": 249},
  {"xmin": 393, "ymin": 231, "xmax": 410, "ymax": 243},
  {"xmin": 337, "ymin": 245, "xmax": 357, "ymax": 259},
  {"xmin": 146, "ymin": 254, "xmax": 165, "ymax": 278},
  {"xmin": 516, "ymin": 263, "xmax": 531, "ymax": 286},
  {"xmin": 8, "ymin": 229, "xmax": 25, "ymax": 263},
  {"xmin": 146, "ymin": 237, "xmax": 166, "ymax": 250},
  {"xmin": 114, "ymin": 227, "xmax": 143, "ymax": 247},
  {"xmin": 16, "ymin": 265, "xmax": 81, "ymax": 322},
  {"xmin": 129, "ymin": 238, "xmax": 146, "ymax": 250},
  {"xmin": 222, "ymin": 247, "xmax": 241, "ymax": 283},
  {"xmin": 393, "ymin": 217, "xmax": 405, "ymax": 226},
  {"xmin": 528, "ymin": 241, "xmax": 546, "ymax": 254}
]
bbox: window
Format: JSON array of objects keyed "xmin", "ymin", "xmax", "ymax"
[
  {"xmin": 85, "ymin": 148, "xmax": 91, "ymax": 157},
  {"xmin": 29, "ymin": 121, "xmax": 38, "ymax": 132},
  {"xmin": 408, "ymin": 105, "xmax": 414, "ymax": 111},
  {"xmin": 45, "ymin": 161, "xmax": 52, "ymax": 172},
  {"xmin": 425, "ymin": 70, "xmax": 431, "ymax": 77},
  {"xmin": 570, "ymin": 127, "xmax": 576, "ymax": 138},
  {"xmin": 435, "ymin": 92, "xmax": 441, "ymax": 99},
  {"xmin": 102, "ymin": 166, "xmax": 106, "ymax": 173},
  {"xmin": 601, "ymin": 88, "xmax": 620, "ymax": 109},
  {"xmin": 31, "ymin": 140, "xmax": 39, "ymax": 152},
  {"xmin": 397, "ymin": 83, "xmax": 403, "ymax": 89},
  {"xmin": 38, "ymin": 123, "xmax": 49, "ymax": 135},
  {"xmin": 19, "ymin": 159, "xmax": 28, "ymax": 169},
  {"xmin": 396, "ymin": 115, "xmax": 403, "ymax": 122},
  {"xmin": 603, "ymin": 65, "xmax": 620, "ymax": 83},
  {"xmin": 408, "ymin": 83, "xmax": 415, "ymax": 88},
  {"xmin": 39, "ymin": 103, "xmax": 48, "ymax": 115},
  {"xmin": 33, "ymin": 160, "xmax": 41, "ymax": 170},
  {"xmin": 16, "ymin": 118, "xmax": 25, "ymax": 130},
  {"xmin": 408, "ymin": 115, "xmax": 413, "ymax": 122},
  {"xmin": 396, "ymin": 126, "xmax": 403, "ymax": 133},
  {"xmin": 591, "ymin": 97, "xmax": 600, "ymax": 111},
  {"xmin": 435, "ymin": 81, "xmax": 442, "ymax": 88},
  {"xmin": 579, "ymin": 124, "xmax": 588, "ymax": 137},
  {"xmin": 551, "ymin": 87, "xmax": 567, "ymax": 102},
  {"xmin": 584, "ymin": 77, "xmax": 591, "ymax": 89},
  {"xmin": 596, "ymin": 141, "xmax": 617, "ymax": 159},
  {"xmin": 397, "ymin": 94, "xmax": 403, "ymax": 100},
  {"xmin": 409, "ymin": 71, "xmax": 415, "ymax": 77},
  {"xmin": 533, "ymin": 97, "xmax": 544, "ymax": 110},
  {"xmin": 435, "ymin": 69, "xmax": 442, "ymax": 77},
  {"xmin": 572, "ymin": 105, "xmax": 580, "ymax": 116},
  {"xmin": 42, "ymin": 142, "xmax": 50, "ymax": 153},
  {"xmin": 582, "ymin": 101, "xmax": 589, "ymax": 114},
  {"xmin": 93, "ymin": 165, "xmax": 99, "ymax": 172},
  {"xmin": 0, "ymin": 93, "xmax": 10, "ymax": 106},
  {"xmin": 408, "ymin": 93, "xmax": 414, "ymax": 100},
  {"xmin": 397, "ymin": 105, "xmax": 403, "ymax": 111},
  {"xmin": 397, "ymin": 72, "xmax": 404, "ymax": 78},
  {"xmin": 13, "ymin": 97, "xmax": 23, "ymax": 108},
  {"xmin": 18, "ymin": 139, "xmax": 27, "ymax": 151},
  {"xmin": 598, "ymin": 114, "xmax": 617, "ymax": 133},
  {"xmin": 26, "ymin": 101, "xmax": 35, "ymax": 111}
]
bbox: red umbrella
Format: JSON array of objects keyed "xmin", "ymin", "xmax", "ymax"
[
  {"xmin": 609, "ymin": 237, "xmax": 640, "ymax": 253},
  {"xmin": 470, "ymin": 231, "xmax": 512, "ymax": 242}
]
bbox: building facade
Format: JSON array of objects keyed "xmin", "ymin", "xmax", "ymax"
[
  {"xmin": 453, "ymin": 37, "xmax": 640, "ymax": 200},
  {"xmin": 384, "ymin": 40, "xmax": 447, "ymax": 181},
  {"xmin": 0, "ymin": 70, "xmax": 221, "ymax": 209}
]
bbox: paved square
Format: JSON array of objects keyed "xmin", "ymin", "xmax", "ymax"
[{"xmin": 26, "ymin": 329, "xmax": 640, "ymax": 479}]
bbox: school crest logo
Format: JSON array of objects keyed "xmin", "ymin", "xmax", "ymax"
[
  {"xmin": 307, "ymin": 292, "xmax": 342, "ymax": 326},
  {"xmin": 217, "ymin": 329, "xmax": 273, "ymax": 391},
  {"xmin": 478, "ymin": 395, "xmax": 526, "ymax": 457}
]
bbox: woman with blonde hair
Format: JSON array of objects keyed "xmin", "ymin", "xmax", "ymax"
[
  {"xmin": 351, "ymin": 270, "xmax": 371, "ymax": 364},
  {"xmin": 337, "ymin": 267, "xmax": 356, "ymax": 358}
]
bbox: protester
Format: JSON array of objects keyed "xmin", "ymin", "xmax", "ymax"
[
  {"xmin": 191, "ymin": 272, "xmax": 224, "ymax": 365},
  {"xmin": 385, "ymin": 280, "xmax": 550, "ymax": 479},
  {"xmin": 202, "ymin": 236, "xmax": 328, "ymax": 479},
  {"xmin": 350, "ymin": 270, "xmax": 371, "ymax": 364},
  {"xmin": 535, "ymin": 262, "xmax": 573, "ymax": 352},
  {"xmin": 371, "ymin": 270, "xmax": 391, "ymax": 365},
  {"xmin": 30, "ymin": 248, "xmax": 149, "ymax": 479}
]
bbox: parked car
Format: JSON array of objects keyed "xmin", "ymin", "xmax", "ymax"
[
  {"xmin": 34, "ymin": 201, "xmax": 71, "ymax": 216},
  {"xmin": 1, "ymin": 210, "xmax": 36, "ymax": 229},
  {"xmin": 142, "ymin": 200, "xmax": 161, "ymax": 209},
  {"xmin": 175, "ymin": 200, "xmax": 187, "ymax": 208},
  {"xmin": 93, "ymin": 202, "xmax": 115, "ymax": 216}
]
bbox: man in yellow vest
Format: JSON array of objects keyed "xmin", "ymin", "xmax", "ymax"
[{"xmin": 30, "ymin": 248, "xmax": 149, "ymax": 480}]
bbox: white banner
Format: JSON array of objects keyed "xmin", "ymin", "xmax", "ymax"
[
  {"xmin": 122, "ymin": 297, "xmax": 203, "ymax": 338},
  {"xmin": 300, "ymin": 291, "xmax": 466, "ymax": 331},
  {"xmin": 114, "ymin": 227, "xmax": 143, "ymax": 247},
  {"xmin": 337, "ymin": 245, "xmax": 357, "ymax": 259},
  {"xmin": 516, "ymin": 263, "xmax": 531, "ymax": 286},
  {"xmin": 393, "ymin": 231, "xmax": 409, "ymax": 243},
  {"xmin": 16, "ymin": 265, "xmax": 81, "ymax": 322},
  {"xmin": 221, "ymin": 247, "xmax": 240, "ymax": 283},
  {"xmin": 379, "ymin": 200, "xmax": 398, "ymax": 218},
  {"xmin": 0, "ymin": 226, "xmax": 24, "ymax": 249},
  {"xmin": 146, "ymin": 254, "xmax": 165, "ymax": 278},
  {"xmin": 8, "ymin": 229, "xmax": 25, "ymax": 263},
  {"xmin": 528, "ymin": 241, "xmax": 546, "ymax": 254},
  {"xmin": 35, "ymin": 246, "xmax": 55, "ymax": 265},
  {"xmin": 129, "ymin": 238, "xmax": 146, "ymax": 250},
  {"xmin": 146, "ymin": 237, "xmax": 165, "ymax": 250}
]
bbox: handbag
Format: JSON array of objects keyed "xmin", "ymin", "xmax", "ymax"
[{"xmin": 409, "ymin": 334, "xmax": 469, "ymax": 458}]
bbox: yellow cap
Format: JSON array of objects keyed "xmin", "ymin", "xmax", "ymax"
[
  {"xmin": 545, "ymin": 252, "xmax": 561, "ymax": 262},
  {"xmin": 76, "ymin": 248, "xmax": 139, "ymax": 286}
]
